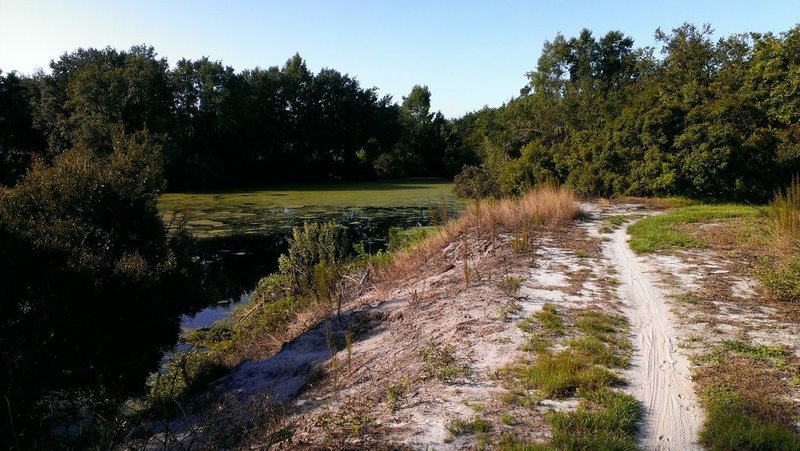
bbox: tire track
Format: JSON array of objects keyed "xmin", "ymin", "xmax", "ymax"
[{"xmin": 607, "ymin": 219, "xmax": 703, "ymax": 450}]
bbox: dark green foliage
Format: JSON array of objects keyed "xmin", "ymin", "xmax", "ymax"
[
  {"xmin": 0, "ymin": 71, "xmax": 45, "ymax": 185},
  {"xmin": 459, "ymin": 24, "xmax": 800, "ymax": 201},
  {"xmin": 278, "ymin": 221, "xmax": 348, "ymax": 299},
  {"xmin": 453, "ymin": 165, "xmax": 501, "ymax": 200},
  {"xmin": 0, "ymin": 132, "xmax": 200, "ymax": 446}
]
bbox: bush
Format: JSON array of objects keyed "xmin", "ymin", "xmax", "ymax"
[
  {"xmin": 453, "ymin": 164, "xmax": 501, "ymax": 200},
  {"xmin": 0, "ymin": 132, "xmax": 200, "ymax": 446}
]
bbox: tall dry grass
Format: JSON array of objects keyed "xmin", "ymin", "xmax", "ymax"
[
  {"xmin": 458, "ymin": 184, "xmax": 581, "ymax": 231},
  {"xmin": 769, "ymin": 177, "xmax": 800, "ymax": 245},
  {"xmin": 379, "ymin": 185, "xmax": 581, "ymax": 281}
]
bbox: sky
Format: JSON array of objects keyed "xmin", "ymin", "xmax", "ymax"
[{"xmin": 1, "ymin": 1, "xmax": 798, "ymax": 118}]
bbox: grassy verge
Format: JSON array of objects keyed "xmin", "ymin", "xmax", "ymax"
[
  {"xmin": 627, "ymin": 204, "xmax": 761, "ymax": 253},
  {"xmin": 497, "ymin": 305, "xmax": 638, "ymax": 450},
  {"xmin": 695, "ymin": 340, "xmax": 800, "ymax": 450}
]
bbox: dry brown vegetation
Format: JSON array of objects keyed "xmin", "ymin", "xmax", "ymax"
[{"xmin": 378, "ymin": 186, "xmax": 580, "ymax": 282}]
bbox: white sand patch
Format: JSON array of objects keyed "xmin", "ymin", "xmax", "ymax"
[{"xmin": 731, "ymin": 278, "xmax": 757, "ymax": 298}]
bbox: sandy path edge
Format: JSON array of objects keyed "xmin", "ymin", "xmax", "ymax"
[{"xmin": 608, "ymin": 220, "xmax": 703, "ymax": 450}]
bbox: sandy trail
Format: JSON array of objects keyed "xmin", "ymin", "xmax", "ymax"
[{"xmin": 608, "ymin": 219, "xmax": 703, "ymax": 450}]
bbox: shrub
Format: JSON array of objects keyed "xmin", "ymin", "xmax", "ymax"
[
  {"xmin": 0, "ymin": 132, "xmax": 201, "ymax": 446},
  {"xmin": 453, "ymin": 164, "xmax": 501, "ymax": 200}
]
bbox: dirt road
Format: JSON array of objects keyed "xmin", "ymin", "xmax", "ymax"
[{"xmin": 608, "ymin": 219, "xmax": 703, "ymax": 450}]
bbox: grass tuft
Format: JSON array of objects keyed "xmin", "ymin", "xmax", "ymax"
[
  {"xmin": 420, "ymin": 341, "xmax": 469, "ymax": 382},
  {"xmin": 699, "ymin": 386, "xmax": 800, "ymax": 451}
]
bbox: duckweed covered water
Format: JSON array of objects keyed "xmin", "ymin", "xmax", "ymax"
[{"xmin": 159, "ymin": 179, "xmax": 459, "ymax": 238}]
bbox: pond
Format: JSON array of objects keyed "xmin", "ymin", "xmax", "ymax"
[{"xmin": 158, "ymin": 179, "xmax": 462, "ymax": 329}]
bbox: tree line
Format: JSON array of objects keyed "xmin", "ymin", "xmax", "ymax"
[
  {"xmin": 454, "ymin": 23, "xmax": 800, "ymax": 202},
  {"xmin": 1, "ymin": 49, "xmax": 473, "ymax": 189}
]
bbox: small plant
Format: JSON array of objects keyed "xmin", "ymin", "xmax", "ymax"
[
  {"xmin": 502, "ymin": 275, "xmax": 523, "ymax": 298},
  {"xmin": 675, "ymin": 294, "xmax": 700, "ymax": 304},
  {"xmin": 461, "ymin": 233, "xmax": 471, "ymax": 288},
  {"xmin": 316, "ymin": 400, "xmax": 376, "ymax": 444},
  {"xmin": 420, "ymin": 341, "xmax": 469, "ymax": 382},
  {"xmin": 344, "ymin": 329, "xmax": 354, "ymax": 372},
  {"xmin": 756, "ymin": 256, "xmax": 800, "ymax": 303},
  {"xmin": 500, "ymin": 412, "xmax": 516, "ymax": 426},
  {"xmin": 498, "ymin": 300, "xmax": 522, "ymax": 320},
  {"xmin": 445, "ymin": 415, "xmax": 492, "ymax": 443},
  {"xmin": 532, "ymin": 304, "xmax": 565, "ymax": 335},
  {"xmin": 385, "ymin": 377, "xmax": 410, "ymax": 412},
  {"xmin": 769, "ymin": 177, "xmax": 800, "ymax": 239},
  {"xmin": 511, "ymin": 226, "xmax": 530, "ymax": 254}
]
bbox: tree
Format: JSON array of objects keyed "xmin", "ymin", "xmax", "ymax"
[
  {"xmin": 0, "ymin": 131, "xmax": 200, "ymax": 446},
  {"xmin": 34, "ymin": 46, "xmax": 173, "ymax": 155},
  {"xmin": 0, "ymin": 71, "xmax": 45, "ymax": 185}
]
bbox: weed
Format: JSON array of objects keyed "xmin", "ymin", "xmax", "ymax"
[
  {"xmin": 532, "ymin": 304, "xmax": 565, "ymax": 335},
  {"xmin": 385, "ymin": 377, "xmax": 410, "ymax": 412},
  {"xmin": 599, "ymin": 214, "xmax": 640, "ymax": 234},
  {"xmin": 498, "ymin": 300, "xmax": 522, "ymax": 320},
  {"xmin": 420, "ymin": 342, "xmax": 469, "ymax": 382},
  {"xmin": 675, "ymin": 294, "xmax": 700, "ymax": 304},
  {"xmin": 461, "ymin": 233, "xmax": 471, "ymax": 288},
  {"xmin": 509, "ymin": 351, "xmax": 618, "ymax": 398},
  {"xmin": 511, "ymin": 226, "xmax": 530, "ymax": 254},
  {"xmin": 500, "ymin": 412, "xmax": 517, "ymax": 426},
  {"xmin": 316, "ymin": 400, "xmax": 377, "ymax": 444},
  {"xmin": 720, "ymin": 340, "xmax": 784, "ymax": 360},
  {"xmin": 344, "ymin": 329, "xmax": 354, "ymax": 372},
  {"xmin": 502, "ymin": 275, "xmax": 524, "ymax": 298},
  {"xmin": 547, "ymin": 388, "xmax": 640, "ymax": 451},
  {"xmin": 445, "ymin": 416, "xmax": 492, "ymax": 442},
  {"xmin": 756, "ymin": 256, "xmax": 800, "ymax": 303},
  {"xmin": 769, "ymin": 176, "xmax": 800, "ymax": 239}
]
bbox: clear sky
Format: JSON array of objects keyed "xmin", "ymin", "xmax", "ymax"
[{"xmin": 1, "ymin": 1, "xmax": 798, "ymax": 117}]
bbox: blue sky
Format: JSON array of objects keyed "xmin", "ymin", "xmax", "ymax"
[{"xmin": 1, "ymin": 1, "xmax": 797, "ymax": 117}]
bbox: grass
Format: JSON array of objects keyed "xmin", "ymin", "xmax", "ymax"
[
  {"xmin": 532, "ymin": 304, "xmax": 565, "ymax": 334},
  {"xmin": 507, "ymin": 351, "xmax": 618, "ymax": 398},
  {"xmin": 769, "ymin": 177, "xmax": 800, "ymax": 239},
  {"xmin": 700, "ymin": 387, "xmax": 800, "ymax": 451},
  {"xmin": 757, "ymin": 255, "xmax": 800, "ymax": 303},
  {"xmin": 627, "ymin": 204, "xmax": 760, "ymax": 253},
  {"xmin": 445, "ymin": 415, "xmax": 492, "ymax": 444},
  {"xmin": 379, "ymin": 185, "xmax": 581, "ymax": 282},
  {"xmin": 502, "ymin": 308, "xmax": 629, "ymax": 398},
  {"xmin": 598, "ymin": 214, "xmax": 638, "ymax": 234},
  {"xmin": 420, "ymin": 341, "xmax": 469, "ymax": 382},
  {"xmin": 546, "ymin": 388, "xmax": 640, "ymax": 451},
  {"xmin": 695, "ymin": 338, "xmax": 800, "ymax": 450},
  {"xmin": 497, "ymin": 306, "xmax": 637, "ymax": 449},
  {"xmin": 497, "ymin": 388, "xmax": 639, "ymax": 451}
]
